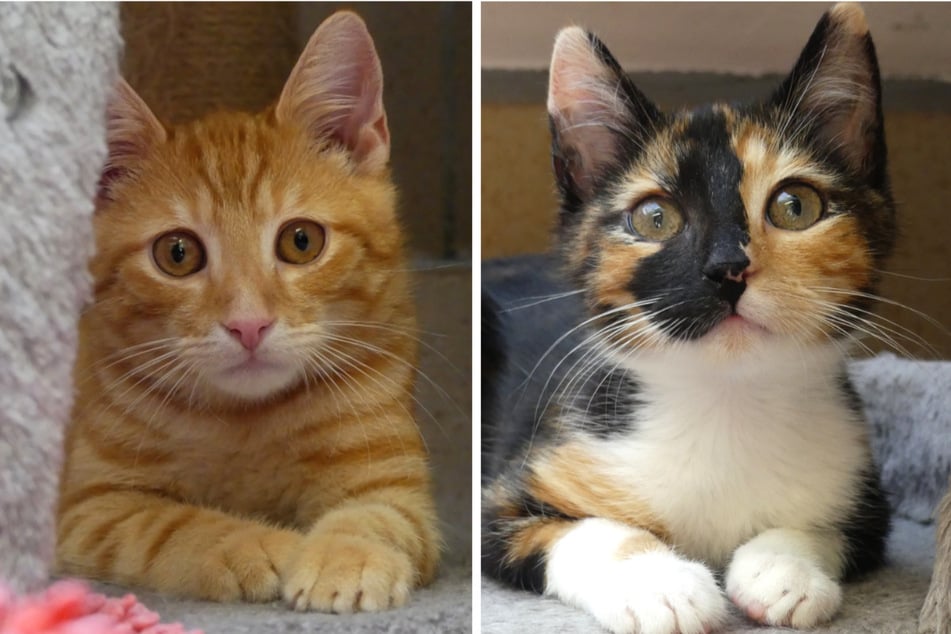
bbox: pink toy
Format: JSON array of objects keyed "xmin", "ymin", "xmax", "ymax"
[{"xmin": 0, "ymin": 581, "xmax": 202, "ymax": 634}]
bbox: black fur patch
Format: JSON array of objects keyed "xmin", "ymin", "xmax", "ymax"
[{"xmin": 837, "ymin": 375, "xmax": 892, "ymax": 578}]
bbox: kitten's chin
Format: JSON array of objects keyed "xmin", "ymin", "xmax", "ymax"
[
  {"xmin": 209, "ymin": 361, "xmax": 301, "ymax": 402},
  {"xmin": 698, "ymin": 315, "xmax": 772, "ymax": 356}
]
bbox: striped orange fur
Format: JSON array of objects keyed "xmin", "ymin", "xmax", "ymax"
[{"xmin": 56, "ymin": 12, "xmax": 439, "ymax": 613}]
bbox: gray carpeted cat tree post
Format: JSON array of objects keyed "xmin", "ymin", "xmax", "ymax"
[{"xmin": 0, "ymin": 3, "xmax": 121, "ymax": 591}]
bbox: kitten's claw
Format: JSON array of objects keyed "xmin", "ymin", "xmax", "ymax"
[
  {"xmin": 582, "ymin": 551, "xmax": 727, "ymax": 634},
  {"xmin": 726, "ymin": 549, "xmax": 841, "ymax": 628},
  {"xmin": 282, "ymin": 533, "xmax": 413, "ymax": 613}
]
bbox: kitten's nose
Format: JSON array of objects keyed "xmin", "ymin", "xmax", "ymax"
[
  {"xmin": 225, "ymin": 318, "xmax": 274, "ymax": 351},
  {"xmin": 703, "ymin": 254, "xmax": 750, "ymax": 310},
  {"xmin": 702, "ymin": 257, "xmax": 750, "ymax": 284}
]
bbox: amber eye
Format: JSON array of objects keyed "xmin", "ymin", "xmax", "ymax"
[
  {"xmin": 767, "ymin": 183, "xmax": 823, "ymax": 231},
  {"xmin": 152, "ymin": 232, "xmax": 205, "ymax": 277},
  {"xmin": 627, "ymin": 198, "xmax": 684, "ymax": 241},
  {"xmin": 276, "ymin": 219, "xmax": 326, "ymax": 264}
]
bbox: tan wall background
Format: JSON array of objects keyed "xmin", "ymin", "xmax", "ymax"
[
  {"xmin": 483, "ymin": 2, "xmax": 951, "ymax": 80},
  {"xmin": 482, "ymin": 3, "xmax": 951, "ymax": 359}
]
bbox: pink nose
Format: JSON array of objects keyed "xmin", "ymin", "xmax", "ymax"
[{"xmin": 225, "ymin": 318, "xmax": 273, "ymax": 351}]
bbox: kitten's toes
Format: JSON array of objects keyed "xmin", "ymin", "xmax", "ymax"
[
  {"xmin": 197, "ymin": 528, "xmax": 301, "ymax": 602},
  {"xmin": 726, "ymin": 549, "xmax": 841, "ymax": 628},
  {"xmin": 591, "ymin": 551, "xmax": 728, "ymax": 634},
  {"xmin": 283, "ymin": 533, "xmax": 414, "ymax": 613}
]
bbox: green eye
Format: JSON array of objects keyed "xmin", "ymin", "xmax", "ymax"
[
  {"xmin": 152, "ymin": 231, "xmax": 205, "ymax": 277},
  {"xmin": 276, "ymin": 219, "xmax": 326, "ymax": 264},
  {"xmin": 627, "ymin": 198, "xmax": 684, "ymax": 241},
  {"xmin": 767, "ymin": 183, "xmax": 823, "ymax": 231}
]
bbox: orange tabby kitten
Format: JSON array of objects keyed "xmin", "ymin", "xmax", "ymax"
[{"xmin": 56, "ymin": 12, "xmax": 439, "ymax": 612}]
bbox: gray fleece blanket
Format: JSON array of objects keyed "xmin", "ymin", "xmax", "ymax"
[{"xmin": 0, "ymin": 2, "xmax": 120, "ymax": 592}]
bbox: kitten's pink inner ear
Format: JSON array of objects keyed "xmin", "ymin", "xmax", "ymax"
[
  {"xmin": 98, "ymin": 79, "xmax": 166, "ymax": 202},
  {"xmin": 276, "ymin": 11, "xmax": 389, "ymax": 174},
  {"xmin": 547, "ymin": 27, "xmax": 626, "ymax": 195}
]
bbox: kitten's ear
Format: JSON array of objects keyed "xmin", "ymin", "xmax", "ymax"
[
  {"xmin": 771, "ymin": 3, "xmax": 886, "ymax": 185},
  {"xmin": 98, "ymin": 79, "xmax": 166, "ymax": 202},
  {"xmin": 276, "ymin": 11, "xmax": 389, "ymax": 174},
  {"xmin": 548, "ymin": 27, "xmax": 660, "ymax": 203}
]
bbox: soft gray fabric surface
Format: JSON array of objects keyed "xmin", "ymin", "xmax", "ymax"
[
  {"xmin": 852, "ymin": 354, "xmax": 951, "ymax": 523},
  {"xmin": 95, "ymin": 564, "xmax": 472, "ymax": 634},
  {"xmin": 0, "ymin": 2, "xmax": 120, "ymax": 592}
]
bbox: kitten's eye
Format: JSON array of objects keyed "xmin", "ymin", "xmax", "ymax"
[
  {"xmin": 152, "ymin": 232, "xmax": 205, "ymax": 277},
  {"xmin": 767, "ymin": 184, "xmax": 823, "ymax": 231},
  {"xmin": 627, "ymin": 198, "xmax": 684, "ymax": 241},
  {"xmin": 276, "ymin": 219, "xmax": 326, "ymax": 264}
]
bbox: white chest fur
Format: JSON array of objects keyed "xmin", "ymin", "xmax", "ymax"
[{"xmin": 585, "ymin": 340, "xmax": 869, "ymax": 567}]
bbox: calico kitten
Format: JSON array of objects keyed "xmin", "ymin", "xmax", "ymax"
[
  {"xmin": 56, "ymin": 12, "xmax": 440, "ymax": 612},
  {"xmin": 483, "ymin": 4, "xmax": 893, "ymax": 633}
]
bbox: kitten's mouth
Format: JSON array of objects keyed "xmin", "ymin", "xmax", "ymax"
[
  {"xmin": 224, "ymin": 356, "xmax": 281, "ymax": 374},
  {"xmin": 211, "ymin": 354, "xmax": 300, "ymax": 401},
  {"xmin": 713, "ymin": 313, "xmax": 769, "ymax": 336}
]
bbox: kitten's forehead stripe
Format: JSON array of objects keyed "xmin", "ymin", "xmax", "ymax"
[{"xmin": 676, "ymin": 108, "xmax": 748, "ymax": 243}]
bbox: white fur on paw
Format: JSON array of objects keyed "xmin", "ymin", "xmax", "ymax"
[
  {"xmin": 580, "ymin": 551, "xmax": 728, "ymax": 634},
  {"xmin": 726, "ymin": 550, "xmax": 842, "ymax": 628}
]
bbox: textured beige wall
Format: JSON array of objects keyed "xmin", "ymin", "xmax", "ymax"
[
  {"xmin": 483, "ymin": 2, "xmax": 951, "ymax": 81},
  {"xmin": 482, "ymin": 105, "xmax": 951, "ymax": 358}
]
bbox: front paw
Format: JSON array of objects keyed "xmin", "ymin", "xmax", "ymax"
[
  {"xmin": 195, "ymin": 528, "xmax": 301, "ymax": 603},
  {"xmin": 585, "ymin": 551, "xmax": 728, "ymax": 634},
  {"xmin": 726, "ymin": 549, "xmax": 841, "ymax": 628},
  {"xmin": 283, "ymin": 533, "xmax": 415, "ymax": 613}
]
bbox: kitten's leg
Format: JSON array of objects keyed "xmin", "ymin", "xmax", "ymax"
[
  {"xmin": 919, "ymin": 482, "xmax": 951, "ymax": 633},
  {"xmin": 487, "ymin": 512, "xmax": 728, "ymax": 634},
  {"xmin": 57, "ymin": 486, "xmax": 301, "ymax": 601},
  {"xmin": 283, "ymin": 439, "xmax": 440, "ymax": 613},
  {"xmin": 726, "ymin": 527, "xmax": 844, "ymax": 628}
]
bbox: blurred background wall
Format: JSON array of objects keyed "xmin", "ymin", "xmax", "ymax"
[{"xmin": 482, "ymin": 2, "xmax": 951, "ymax": 358}]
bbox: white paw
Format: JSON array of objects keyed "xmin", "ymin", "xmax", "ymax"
[
  {"xmin": 726, "ymin": 549, "xmax": 842, "ymax": 628},
  {"xmin": 586, "ymin": 551, "xmax": 728, "ymax": 634}
]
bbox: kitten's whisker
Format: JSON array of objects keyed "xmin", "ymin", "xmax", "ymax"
[
  {"xmin": 500, "ymin": 289, "xmax": 585, "ymax": 313},
  {"xmin": 78, "ymin": 339, "xmax": 179, "ymax": 385},
  {"xmin": 320, "ymin": 319, "xmax": 447, "ymax": 339},
  {"xmin": 822, "ymin": 301, "xmax": 940, "ymax": 358},
  {"xmin": 872, "ymin": 268, "xmax": 951, "ymax": 283},
  {"xmin": 514, "ymin": 295, "xmax": 669, "ymax": 414},
  {"xmin": 531, "ymin": 299, "xmax": 689, "ymax": 446},
  {"xmin": 809, "ymin": 286, "xmax": 949, "ymax": 336},
  {"xmin": 309, "ymin": 347, "xmax": 404, "ymax": 463},
  {"xmin": 317, "ymin": 345, "xmax": 425, "ymax": 463},
  {"xmin": 312, "ymin": 341, "xmax": 444, "ymax": 441},
  {"xmin": 320, "ymin": 320, "xmax": 464, "ymax": 378},
  {"xmin": 99, "ymin": 350, "xmax": 181, "ymax": 397},
  {"xmin": 320, "ymin": 332, "xmax": 468, "ymax": 423},
  {"xmin": 531, "ymin": 314, "xmax": 644, "ymax": 429}
]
